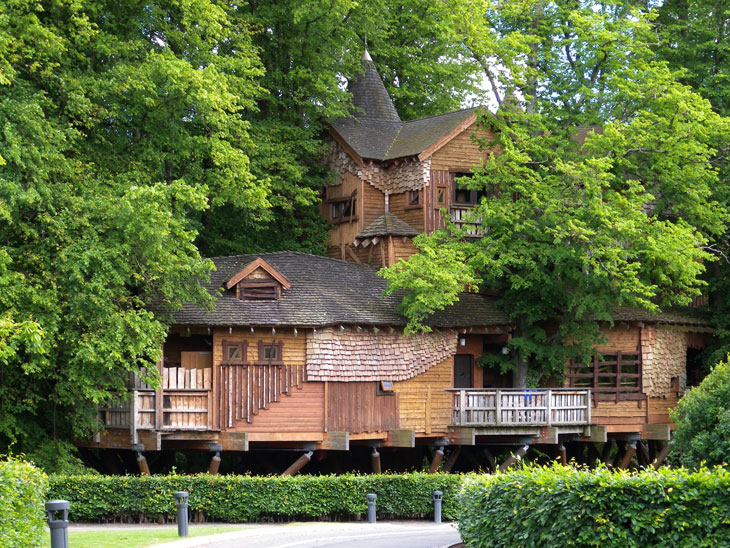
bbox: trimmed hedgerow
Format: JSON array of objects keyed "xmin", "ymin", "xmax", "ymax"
[
  {"xmin": 458, "ymin": 463, "xmax": 730, "ymax": 548},
  {"xmin": 48, "ymin": 472, "xmax": 463, "ymax": 522},
  {"xmin": 0, "ymin": 458, "xmax": 49, "ymax": 548}
]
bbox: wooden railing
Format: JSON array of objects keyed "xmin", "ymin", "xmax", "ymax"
[
  {"xmin": 450, "ymin": 205, "xmax": 482, "ymax": 237},
  {"xmin": 448, "ymin": 388, "xmax": 591, "ymax": 427},
  {"xmin": 219, "ymin": 363, "xmax": 305, "ymax": 428}
]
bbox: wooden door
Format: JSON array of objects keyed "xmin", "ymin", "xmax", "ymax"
[{"xmin": 454, "ymin": 354, "xmax": 474, "ymax": 388}]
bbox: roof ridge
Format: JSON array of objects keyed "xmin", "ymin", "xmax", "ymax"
[
  {"xmin": 381, "ymin": 122, "xmax": 404, "ymax": 160},
  {"xmin": 401, "ymin": 106, "xmax": 480, "ymax": 124}
]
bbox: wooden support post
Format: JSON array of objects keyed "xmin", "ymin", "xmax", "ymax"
[
  {"xmin": 619, "ymin": 442, "xmax": 637, "ymax": 470},
  {"xmin": 208, "ymin": 443, "xmax": 222, "ymax": 475},
  {"xmin": 612, "ymin": 440, "xmax": 626, "ymax": 468},
  {"xmin": 652, "ymin": 442, "xmax": 671, "ymax": 470},
  {"xmin": 483, "ymin": 448, "xmax": 496, "ymax": 473},
  {"xmin": 371, "ymin": 447, "xmax": 382, "ymax": 474},
  {"xmin": 649, "ymin": 440, "xmax": 657, "ymax": 463},
  {"xmin": 558, "ymin": 444, "xmax": 567, "ymax": 466},
  {"xmin": 133, "ymin": 445, "xmax": 150, "ymax": 476},
  {"xmin": 600, "ymin": 440, "xmax": 613, "ymax": 465},
  {"xmin": 443, "ymin": 446, "xmax": 462, "ymax": 473},
  {"xmin": 498, "ymin": 445, "xmax": 530, "ymax": 472},
  {"xmin": 637, "ymin": 440, "xmax": 650, "ymax": 468},
  {"xmin": 282, "ymin": 451, "xmax": 313, "ymax": 477},
  {"xmin": 429, "ymin": 446, "xmax": 445, "ymax": 473},
  {"xmin": 587, "ymin": 443, "xmax": 601, "ymax": 467}
]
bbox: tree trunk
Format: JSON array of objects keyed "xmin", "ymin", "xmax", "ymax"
[{"xmin": 512, "ymin": 356, "xmax": 528, "ymax": 388}]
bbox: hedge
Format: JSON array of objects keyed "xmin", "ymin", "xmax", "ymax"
[
  {"xmin": 49, "ymin": 472, "xmax": 464, "ymax": 522},
  {"xmin": 0, "ymin": 458, "xmax": 49, "ymax": 548},
  {"xmin": 458, "ymin": 464, "xmax": 730, "ymax": 548}
]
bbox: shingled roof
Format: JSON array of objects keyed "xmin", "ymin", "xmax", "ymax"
[
  {"xmin": 356, "ymin": 213, "xmax": 419, "ymax": 239},
  {"xmin": 330, "ymin": 52, "xmax": 479, "ymax": 161},
  {"xmin": 172, "ymin": 251, "xmax": 509, "ymax": 328},
  {"xmin": 171, "ymin": 251, "xmax": 711, "ymax": 330}
]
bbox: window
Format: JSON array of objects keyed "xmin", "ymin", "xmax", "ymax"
[
  {"xmin": 407, "ymin": 189, "xmax": 421, "ymax": 208},
  {"xmin": 329, "ymin": 197, "xmax": 357, "ymax": 223},
  {"xmin": 257, "ymin": 340, "xmax": 284, "ymax": 365},
  {"xmin": 452, "ymin": 172, "xmax": 497, "ymax": 205},
  {"xmin": 436, "ymin": 185, "xmax": 448, "ymax": 207},
  {"xmin": 222, "ymin": 340, "xmax": 248, "ymax": 364},
  {"xmin": 376, "ymin": 380, "xmax": 395, "ymax": 395},
  {"xmin": 567, "ymin": 351, "xmax": 642, "ymax": 402},
  {"xmin": 236, "ymin": 280, "xmax": 281, "ymax": 300}
]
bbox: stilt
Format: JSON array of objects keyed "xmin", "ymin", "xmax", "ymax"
[
  {"xmin": 282, "ymin": 451, "xmax": 313, "ymax": 476},
  {"xmin": 132, "ymin": 444, "xmax": 150, "ymax": 476},
  {"xmin": 371, "ymin": 447, "xmax": 382, "ymax": 474},
  {"xmin": 208, "ymin": 443, "xmax": 222, "ymax": 475},
  {"xmin": 600, "ymin": 440, "xmax": 613, "ymax": 465},
  {"xmin": 558, "ymin": 444, "xmax": 567, "ymax": 466},
  {"xmin": 612, "ymin": 440, "xmax": 626, "ymax": 468},
  {"xmin": 649, "ymin": 440, "xmax": 657, "ymax": 463},
  {"xmin": 443, "ymin": 446, "xmax": 462, "ymax": 473},
  {"xmin": 483, "ymin": 447, "xmax": 496, "ymax": 473},
  {"xmin": 619, "ymin": 442, "xmax": 637, "ymax": 470},
  {"xmin": 636, "ymin": 441, "xmax": 650, "ymax": 468},
  {"xmin": 652, "ymin": 442, "xmax": 671, "ymax": 469},
  {"xmin": 498, "ymin": 445, "xmax": 530, "ymax": 472},
  {"xmin": 429, "ymin": 446, "xmax": 445, "ymax": 473}
]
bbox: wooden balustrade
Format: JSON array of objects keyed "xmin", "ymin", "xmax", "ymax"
[
  {"xmin": 449, "ymin": 205, "xmax": 483, "ymax": 237},
  {"xmin": 219, "ymin": 363, "xmax": 305, "ymax": 428},
  {"xmin": 448, "ymin": 388, "xmax": 591, "ymax": 427}
]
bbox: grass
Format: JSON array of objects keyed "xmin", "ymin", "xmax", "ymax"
[{"xmin": 38, "ymin": 525, "xmax": 250, "ymax": 548}]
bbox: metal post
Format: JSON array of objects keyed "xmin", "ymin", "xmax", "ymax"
[
  {"xmin": 46, "ymin": 500, "xmax": 69, "ymax": 548},
  {"xmin": 433, "ymin": 491, "xmax": 443, "ymax": 524},
  {"xmin": 173, "ymin": 491, "xmax": 189, "ymax": 537},
  {"xmin": 366, "ymin": 493, "xmax": 377, "ymax": 523}
]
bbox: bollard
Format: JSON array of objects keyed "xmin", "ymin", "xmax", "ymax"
[
  {"xmin": 173, "ymin": 491, "xmax": 189, "ymax": 537},
  {"xmin": 366, "ymin": 493, "xmax": 377, "ymax": 523},
  {"xmin": 433, "ymin": 491, "xmax": 443, "ymax": 524},
  {"xmin": 46, "ymin": 500, "xmax": 70, "ymax": 548}
]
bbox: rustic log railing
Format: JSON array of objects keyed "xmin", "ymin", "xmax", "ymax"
[
  {"xmin": 449, "ymin": 205, "xmax": 483, "ymax": 237},
  {"xmin": 219, "ymin": 363, "xmax": 305, "ymax": 428},
  {"xmin": 448, "ymin": 388, "xmax": 591, "ymax": 427}
]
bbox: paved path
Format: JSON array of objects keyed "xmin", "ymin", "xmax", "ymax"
[{"xmin": 160, "ymin": 521, "xmax": 462, "ymax": 548}]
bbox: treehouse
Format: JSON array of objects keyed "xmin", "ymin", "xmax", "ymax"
[{"xmin": 87, "ymin": 252, "xmax": 709, "ymax": 474}]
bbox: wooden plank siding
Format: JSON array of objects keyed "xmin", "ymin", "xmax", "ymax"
[
  {"xmin": 391, "ymin": 237, "xmax": 418, "ymax": 264},
  {"xmin": 362, "ymin": 179, "xmax": 386, "ymax": 228},
  {"xmin": 428, "ymin": 123, "xmax": 494, "ymax": 171},
  {"xmin": 394, "ymin": 357, "xmax": 453, "ymax": 435},
  {"xmin": 389, "ymin": 191, "xmax": 425, "ymax": 232},
  {"xmin": 323, "ymin": 172, "xmax": 363, "ymax": 248},
  {"xmin": 326, "ymin": 382, "xmax": 398, "ymax": 434}
]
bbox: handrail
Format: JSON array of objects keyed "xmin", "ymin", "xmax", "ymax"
[{"xmin": 449, "ymin": 388, "xmax": 591, "ymax": 427}]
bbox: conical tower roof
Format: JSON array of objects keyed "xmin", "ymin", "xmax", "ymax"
[{"xmin": 348, "ymin": 50, "xmax": 401, "ymax": 122}]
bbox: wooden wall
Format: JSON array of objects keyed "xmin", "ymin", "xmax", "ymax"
[
  {"xmin": 429, "ymin": 123, "xmax": 493, "ymax": 171},
  {"xmin": 362, "ymin": 179, "xmax": 386, "ymax": 228},
  {"xmin": 391, "ymin": 237, "xmax": 418, "ymax": 264},
  {"xmin": 323, "ymin": 172, "xmax": 363, "ymax": 247},
  {"xmin": 394, "ymin": 357, "xmax": 453, "ymax": 435},
  {"xmin": 389, "ymin": 191, "xmax": 425, "ymax": 232},
  {"xmin": 326, "ymin": 382, "xmax": 398, "ymax": 434}
]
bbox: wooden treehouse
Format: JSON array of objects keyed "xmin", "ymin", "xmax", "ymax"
[{"xmin": 86, "ymin": 51, "xmax": 711, "ymax": 474}]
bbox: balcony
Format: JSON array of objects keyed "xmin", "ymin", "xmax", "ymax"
[
  {"xmin": 448, "ymin": 388, "xmax": 591, "ymax": 428},
  {"xmin": 449, "ymin": 205, "xmax": 482, "ymax": 237}
]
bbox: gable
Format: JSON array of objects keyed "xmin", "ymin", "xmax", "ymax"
[{"xmin": 225, "ymin": 258, "xmax": 291, "ymax": 301}]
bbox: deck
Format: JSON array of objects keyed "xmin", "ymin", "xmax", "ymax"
[{"xmin": 448, "ymin": 388, "xmax": 591, "ymax": 428}]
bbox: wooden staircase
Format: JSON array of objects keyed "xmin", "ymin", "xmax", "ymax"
[{"xmin": 219, "ymin": 363, "xmax": 306, "ymax": 428}]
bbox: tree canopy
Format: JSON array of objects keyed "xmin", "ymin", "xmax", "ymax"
[{"xmin": 382, "ymin": 0, "xmax": 730, "ymax": 386}]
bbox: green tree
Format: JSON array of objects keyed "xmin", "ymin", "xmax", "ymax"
[
  {"xmin": 383, "ymin": 0, "xmax": 730, "ymax": 386},
  {"xmin": 0, "ymin": 0, "xmax": 265, "ymax": 457},
  {"xmin": 198, "ymin": 0, "xmax": 483, "ymax": 256},
  {"xmin": 671, "ymin": 359, "xmax": 730, "ymax": 467}
]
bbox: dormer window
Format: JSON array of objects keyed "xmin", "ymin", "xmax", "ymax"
[{"xmin": 225, "ymin": 258, "xmax": 291, "ymax": 302}]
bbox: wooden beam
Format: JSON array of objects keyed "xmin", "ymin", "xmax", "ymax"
[
  {"xmin": 534, "ymin": 426, "xmax": 558, "ymax": 444},
  {"xmin": 327, "ymin": 128, "xmax": 365, "ymax": 167},
  {"xmin": 618, "ymin": 442, "xmax": 637, "ymax": 470},
  {"xmin": 281, "ymin": 451, "xmax": 313, "ymax": 476},
  {"xmin": 498, "ymin": 445, "xmax": 530, "ymax": 472},
  {"xmin": 443, "ymin": 446, "xmax": 462, "ymax": 473},
  {"xmin": 446, "ymin": 428, "xmax": 475, "ymax": 446},
  {"xmin": 345, "ymin": 246, "xmax": 361, "ymax": 264},
  {"xmin": 383, "ymin": 430, "xmax": 415, "ymax": 448},
  {"xmin": 637, "ymin": 440, "xmax": 650, "ymax": 467},
  {"xmin": 318, "ymin": 432, "xmax": 349, "ymax": 451},
  {"xmin": 429, "ymin": 446, "xmax": 446, "ymax": 473},
  {"xmin": 483, "ymin": 448, "xmax": 496, "ymax": 473},
  {"xmin": 641, "ymin": 423, "xmax": 671, "ymax": 441},
  {"xmin": 580, "ymin": 425, "xmax": 607, "ymax": 443},
  {"xmin": 371, "ymin": 447, "xmax": 382, "ymax": 474},
  {"xmin": 558, "ymin": 444, "xmax": 567, "ymax": 466},
  {"xmin": 652, "ymin": 442, "xmax": 671, "ymax": 469}
]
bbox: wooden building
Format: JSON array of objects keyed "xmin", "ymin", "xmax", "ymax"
[
  {"xmin": 84, "ymin": 52, "xmax": 711, "ymax": 474},
  {"xmin": 87, "ymin": 252, "xmax": 710, "ymax": 473}
]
